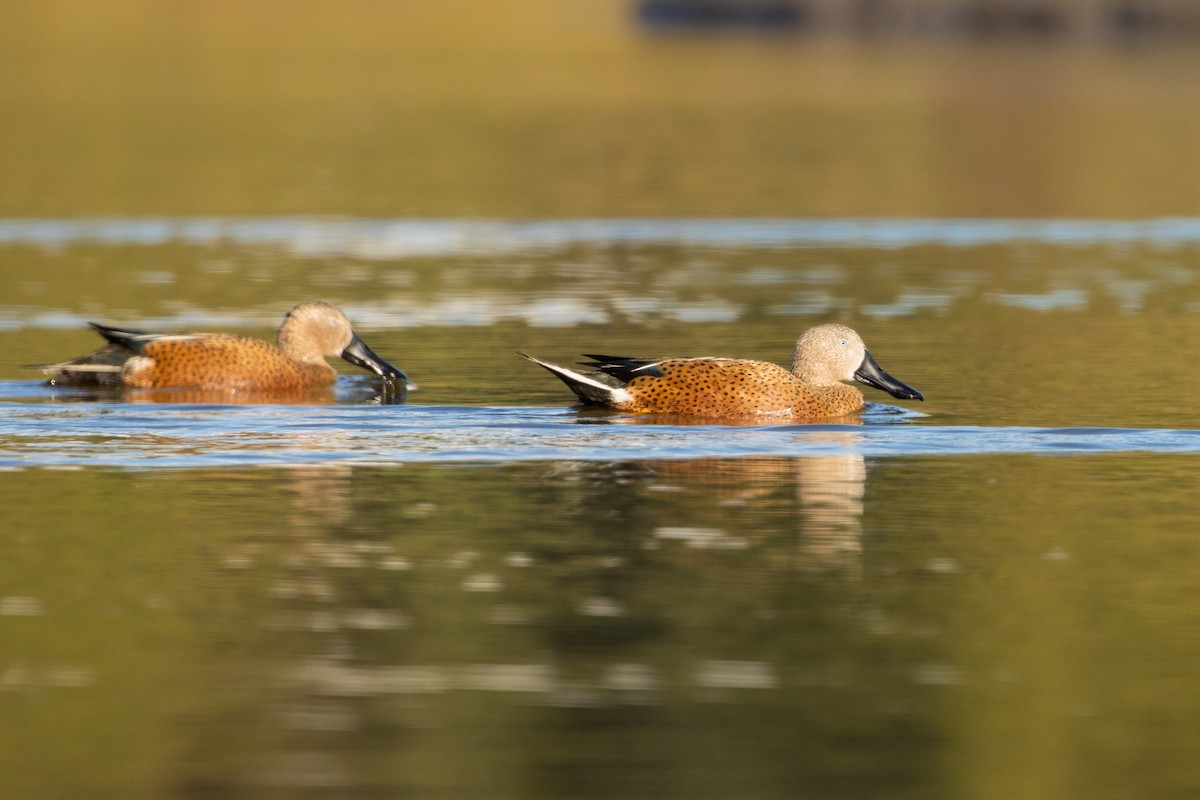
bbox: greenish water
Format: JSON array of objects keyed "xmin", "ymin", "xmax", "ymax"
[
  {"xmin": 4, "ymin": 455, "xmax": 1200, "ymax": 799},
  {"xmin": 4, "ymin": 224, "xmax": 1200, "ymax": 800},
  {"xmin": 6, "ymin": 2, "xmax": 1200, "ymax": 798}
]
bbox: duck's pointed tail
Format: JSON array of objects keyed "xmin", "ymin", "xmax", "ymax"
[
  {"xmin": 28, "ymin": 345, "xmax": 131, "ymax": 386},
  {"xmin": 519, "ymin": 352, "xmax": 628, "ymax": 407},
  {"xmin": 26, "ymin": 323, "xmax": 153, "ymax": 386}
]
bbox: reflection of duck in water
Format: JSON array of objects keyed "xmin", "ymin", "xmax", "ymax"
[
  {"xmin": 522, "ymin": 323, "xmax": 922, "ymax": 419},
  {"xmin": 36, "ymin": 301, "xmax": 409, "ymax": 393},
  {"xmin": 792, "ymin": 450, "xmax": 865, "ymax": 578},
  {"xmin": 646, "ymin": 445, "xmax": 867, "ymax": 576}
]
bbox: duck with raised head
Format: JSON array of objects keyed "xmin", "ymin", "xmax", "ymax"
[
  {"xmin": 521, "ymin": 323, "xmax": 923, "ymax": 419},
  {"xmin": 37, "ymin": 301, "xmax": 408, "ymax": 392}
]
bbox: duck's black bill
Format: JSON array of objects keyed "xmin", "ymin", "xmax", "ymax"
[
  {"xmin": 341, "ymin": 334, "xmax": 410, "ymax": 386},
  {"xmin": 854, "ymin": 350, "xmax": 924, "ymax": 401}
]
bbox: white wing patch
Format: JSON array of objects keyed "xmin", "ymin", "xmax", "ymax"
[
  {"xmin": 553, "ymin": 366, "xmax": 615, "ymax": 393},
  {"xmin": 49, "ymin": 364, "xmax": 121, "ymax": 374},
  {"xmin": 130, "ymin": 334, "xmax": 206, "ymax": 344}
]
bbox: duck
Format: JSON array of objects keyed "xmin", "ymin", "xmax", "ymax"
[
  {"xmin": 37, "ymin": 300, "xmax": 408, "ymax": 392},
  {"xmin": 521, "ymin": 323, "xmax": 922, "ymax": 419}
]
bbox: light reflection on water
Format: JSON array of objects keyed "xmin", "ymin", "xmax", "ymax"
[
  {"xmin": 3, "ymin": 217, "xmax": 1200, "ymax": 331},
  {"xmin": 5, "ymin": 218, "xmax": 1200, "ymax": 798},
  {"xmin": 7, "ymin": 216, "xmax": 1200, "ymax": 251},
  {"xmin": 3, "ymin": 395, "xmax": 1200, "ymax": 470},
  {"xmin": 233, "ymin": 451, "xmax": 894, "ymax": 794},
  {"xmin": 6, "ymin": 443, "xmax": 1200, "ymax": 797}
]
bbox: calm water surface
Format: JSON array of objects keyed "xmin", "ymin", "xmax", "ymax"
[
  {"xmin": 3, "ymin": 219, "xmax": 1200, "ymax": 800},
  {"xmin": 7, "ymin": 4, "xmax": 1200, "ymax": 796}
]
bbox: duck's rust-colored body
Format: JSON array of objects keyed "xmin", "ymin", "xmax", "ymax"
[
  {"xmin": 522, "ymin": 324, "xmax": 923, "ymax": 419},
  {"xmin": 39, "ymin": 301, "xmax": 407, "ymax": 392}
]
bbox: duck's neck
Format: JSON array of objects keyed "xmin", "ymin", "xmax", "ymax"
[
  {"xmin": 789, "ymin": 352, "xmax": 865, "ymax": 412},
  {"xmin": 277, "ymin": 329, "xmax": 314, "ymax": 362},
  {"xmin": 289, "ymin": 352, "xmax": 338, "ymax": 385},
  {"xmin": 790, "ymin": 350, "xmax": 832, "ymax": 386},
  {"xmin": 278, "ymin": 332, "xmax": 335, "ymax": 377}
]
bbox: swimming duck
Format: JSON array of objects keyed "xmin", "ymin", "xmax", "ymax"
[
  {"xmin": 522, "ymin": 323, "xmax": 922, "ymax": 419},
  {"xmin": 38, "ymin": 301, "xmax": 408, "ymax": 391}
]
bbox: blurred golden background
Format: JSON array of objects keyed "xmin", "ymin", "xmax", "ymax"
[{"xmin": 3, "ymin": 0, "xmax": 1199, "ymax": 219}]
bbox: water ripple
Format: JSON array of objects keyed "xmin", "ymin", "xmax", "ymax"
[{"xmin": 2, "ymin": 400, "xmax": 1199, "ymax": 470}]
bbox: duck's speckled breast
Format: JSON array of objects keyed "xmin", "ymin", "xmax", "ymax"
[{"xmin": 622, "ymin": 358, "xmax": 864, "ymax": 418}]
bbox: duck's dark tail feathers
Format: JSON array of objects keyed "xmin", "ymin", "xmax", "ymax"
[
  {"xmin": 29, "ymin": 343, "xmax": 134, "ymax": 386},
  {"xmin": 25, "ymin": 323, "xmax": 151, "ymax": 386},
  {"xmin": 518, "ymin": 352, "xmax": 625, "ymax": 407},
  {"xmin": 579, "ymin": 354, "xmax": 663, "ymax": 383},
  {"xmin": 87, "ymin": 322, "xmax": 152, "ymax": 349}
]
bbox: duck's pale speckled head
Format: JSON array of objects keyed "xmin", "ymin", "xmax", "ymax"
[
  {"xmin": 791, "ymin": 323, "xmax": 923, "ymax": 401},
  {"xmin": 278, "ymin": 301, "xmax": 408, "ymax": 382}
]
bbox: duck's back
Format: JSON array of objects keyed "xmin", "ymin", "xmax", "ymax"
[{"xmin": 621, "ymin": 358, "xmax": 862, "ymax": 418}]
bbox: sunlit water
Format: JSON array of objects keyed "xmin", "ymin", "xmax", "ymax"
[
  {"xmin": 10, "ymin": 7, "xmax": 1200, "ymax": 796},
  {"xmin": 5, "ymin": 216, "xmax": 1200, "ymax": 465},
  {"xmin": 5, "ymin": 218, "xmax": 1200, "ymax": 800},
  {"xmin": 4, "ymin": 385, "xmax": 1200, "ymax": 470}
]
